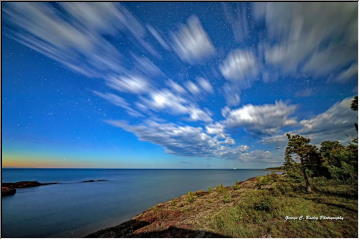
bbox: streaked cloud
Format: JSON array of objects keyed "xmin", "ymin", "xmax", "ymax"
[
  {"xmin": 255, "ymin": 2, "xmax": 357, "ymax": 77},
  {"xmin": 220, "ymin": 49, "xmax": 258, "ymax": 83},
  {"xmin": 171, "ymin": 16, "xmax": 215, "ymax": 64},
  {"xmin": 220, "ymin": 49, "xmax": 258, "ymax": 105},
  {"xmin": 93, "ymin": 91, "xmax": 143, "ymax": 117},
  {"xmin": 3, "ymin": 2, "xmax": 150, "ymax": 78},
  {"xmin": 334, "ymin": 63, "xmax": 358, "ymax": 83},
  {"xmin": 197, "ymin": 77, "xmax": 214, "ymax": 93},
  {"xmin": 222, "ymin": 2, "xmax": 250, "ymax": 42},
  {"xmin": 224, "ymin": 101, "xmax": 297, "ymax": 135},
  {"xmin": 107, "ymin": 75, "xmax": 150, "ymax": 94},
  {"xmin": 147, "ymin": 25, "xmax": 170, "ymax": 50},
  {"xmin": 299, "ymin": 97, "xmax": 357, "ymax": 143},
  {"xmin": 262, "ymin": 97, "xmax": 358, "ymax": 145},
  {"xmin": 141, "ymin": 89, "xmax": 212, "ymax": 122},
  {"xmin": 107, "ymin": 120, "xmax": 243, "ymax": 158}
]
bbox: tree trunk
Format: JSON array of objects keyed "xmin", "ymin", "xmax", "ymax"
[{"xmin": 302, "ymin": 166, "xmax": 312, "ymax": 193}]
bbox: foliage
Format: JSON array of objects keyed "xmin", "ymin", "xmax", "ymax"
[
  {"xmin": 214, "ymin": 184, "xmax": 227, "ymax": 194},
  {"xmin": 186, "ymin": 191, "xmax": 195, "ymax": 203},
  {"xmin": 283, "ymin": 130, "xmax": 357, "ymax": 191},
  {"xmin": 351, "ymin": 96, "xmax": 358, "ymax": 111}
]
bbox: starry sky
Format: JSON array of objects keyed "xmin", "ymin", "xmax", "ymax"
[{"xmin": 2, "ymin": 2, "xmax": 358, "ymax": 169}]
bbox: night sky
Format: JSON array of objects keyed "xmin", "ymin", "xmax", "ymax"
[{"xmin": 2, "ymin": 2, "xmax": 358, "ymax": 168}]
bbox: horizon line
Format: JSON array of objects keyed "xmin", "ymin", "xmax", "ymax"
[{"xmin": 2, "ymin": 167, "xmax": 270, "ymax": 170}]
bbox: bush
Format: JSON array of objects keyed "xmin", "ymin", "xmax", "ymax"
[
  {"xmin": 256, "ymin": 173, "xmax": 279, "ymax": 188},
  {"xmin": 253, "ymin": 196, "xmax": 274, "ymax": 212},
  {"xmin": 186, "ymin": 192, "xmax": 195, "ymax": 203},
  {"xmin": 223, "ymin": 193, "xmax": 232, "ymax": 203},
  {"xmin": 215, "ymin": 184, "xmax": 227, "ymax": 193}
]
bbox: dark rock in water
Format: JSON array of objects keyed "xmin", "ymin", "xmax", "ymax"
[
  {"xmin": 2, "ymin": 187, "xmax": 16, "ymax": 196},
  {"xmin": 2, "ymin": 181, "xmax": 58, "ymax": 189},
  {"xmin": 81, "ymin": 179, "xmax": 108, "ymax": 183},
  {"xmin": 2, "ymin": 181, "xmax": 58, "ymax": 197}
]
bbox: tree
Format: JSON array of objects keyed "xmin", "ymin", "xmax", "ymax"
[
  {"xmin": 284, "ymin": 134, "xmax": 325, "ymax": 192},
  {"xmin": 351, "ymin": 96, "xmax": 358, "ymax": 131},
  {"xmin": 351, "ymin": 96, "xmax": 357, "ymax": 111}
]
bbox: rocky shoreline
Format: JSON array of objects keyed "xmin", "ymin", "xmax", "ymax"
[
  {"xmin": 86, "ymin": 174, "xmax": 357, "ymax": 238},
  {"xmin": 87, "ymin": 177, "xmax": 258, "ymax": 238}
]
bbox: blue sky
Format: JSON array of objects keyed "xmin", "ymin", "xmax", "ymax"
[{"xmin": 2, "ymin": 2, "xmax": 358, "ymax": 168}]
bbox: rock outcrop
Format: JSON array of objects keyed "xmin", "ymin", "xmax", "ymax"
[{"xmin": 2, "ymin": 181, "xmax": 57, "ymax": 197}]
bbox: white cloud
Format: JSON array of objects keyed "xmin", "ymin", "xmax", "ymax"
[
  {"xmin": 107, "ymin": 120, "xmax": 242, "ymax": 158},
  {"xmin": 255, "ymin": 2, "xmax": 357, "ymax": 77},
  {"xmin": 298, "ymin": 97, "xmax": 357, "ymax": 143},
  {"xmin": 222, "ymin": 2, "xmax": 250, "ymax": 42},
  {"xmin": 171, "ymin": 15, "xmax": 215, "ymax": 64},
  {"xmin": 4, "ymin": 2, "xmax": 159, "ymax": 79},
  {"xmin": 197, "ymin": 77, "xmax": 214, "ymax": 93},
  {"xmin": 223, "ymin": 83, "xmax": 241, "ymax": 106},
  {"xmin": 220, "ymin": 49, "xmax": 258, "ymax": 106},
  {"xmin": 147, "ymin": 25, "xmax": 170, "ymax": 50},
  {"xmin": 132, "ymin": 55, "xmax": 163, "ymax": 76},
  {"xmin": 220, "ymin": 49, "xmax": 258, "ymax": 83},
  {"xmin": 185, "ymin": 81, "xmax": 200, "ymax": 95},
  {"xmin": 238, "ymin": 150, "xmax": 275, "ymax": 163},
  {"xmin": 224, "ymin": 101, "xmax": 297, "ymax": 135},
  {"xmin": 334, "ymin": 63, "xmax": 358, "ymax": 83},
  {"xmin": 141, "ymin": 89, "xmax": 212, "ymax": 122},
  {"xmin": 93, "ymin": 91, "xmax": 143, "ymax": 117},
  {"xmin": 262, "ymin": 97, "xmax": 358, "ymax": 146},
  {"xmin": 107, "ymin": 75, "xmax": 150, "ymax": 94},
  {"xmin": 206, "ymin": 123, "xmax": 225, "ymax": 137},
  {"xmin": 167, "ymin": 80, "xmax": 187, "ymax": 94}
]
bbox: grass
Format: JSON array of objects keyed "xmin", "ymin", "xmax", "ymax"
[{"xmin": 209, "ymin": 174, "xmax": 357, "ymax": 238}]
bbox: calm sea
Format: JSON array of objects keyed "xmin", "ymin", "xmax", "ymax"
[{"xmin": 2, "ymin": 168, "xmax": 267, "ymax": 237}]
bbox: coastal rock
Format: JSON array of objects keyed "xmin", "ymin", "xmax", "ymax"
[
  {"xmin": 2, "ymin": 181, "xmax": 57, "ymax": 189},
  {"xmin": 81, "ymin": 179, "xmax": 108, "ymax": 183},
  {"xmin": 2, "ymin": 181, "xmax": 57, "ymax": 197},
  {"xmin": 2, "ymin": 187, "xmax": 16, "ymax": 196}
]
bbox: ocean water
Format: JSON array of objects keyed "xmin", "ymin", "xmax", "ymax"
[{"xmin": 2, "ymin": 168, "xmax": 267, "ymax": 237}]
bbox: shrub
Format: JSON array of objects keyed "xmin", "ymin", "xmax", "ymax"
[
  {"xmin": 215, "ymin": 184, "xmax": 227, "ymax": 193},
  {"xmin": 223, "ymin": 193, "xmax": 232, "ymax": 203},
  {"xmin": 186, "ymin": 192, "xmax": 195, "ymax": 203},
  {"xmin": 253, "ymin": 196, "xmax": 274, "ymax": 212}
]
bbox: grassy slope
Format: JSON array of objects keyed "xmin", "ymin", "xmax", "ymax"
[{"xmin": 88, "ymin": 174, "xmax": 357, "ymax": 238}]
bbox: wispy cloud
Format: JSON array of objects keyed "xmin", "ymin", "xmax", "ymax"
[
  {"xmin": 107, "ymin": 120, "xmax": 241, "ymax": 158},
  {"xmin": 333, "ymin": 63, "xmax": 358, "ymax": 83},
  {"xmin": 171, "ymin": 16, "xmax": 215, "ymax": 64},
  {"xmin": 4, "ymin": 2, "xmax": 145, "ymax": 78},
  {"xmin": 262, "ymin": 97, "xmax": 358, "ymax": 146},
  {"xmin": 224, "ymin": 101, "xmax": 297, "ymax": 135},
  {"xmin": 93, "ymin": 91, "xmax": 143, "ymax": 117},
  {"xmin": 220, "ymin": 49, "xmax": 258, "ymax": 105},
  {"xmin": 255, "ymin": 2, "xmax": 357, "ymax": 77},
  {"xmin": 140, "ymin": 89, "xmax": 213, "ymax": 122}
]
